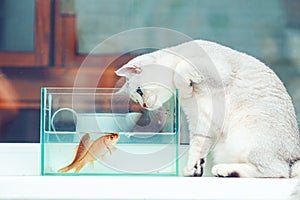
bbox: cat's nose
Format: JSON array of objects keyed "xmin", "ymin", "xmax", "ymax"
[{"xmin": 143, "ymin": 103, "xmax": 148, "ymax": 108}]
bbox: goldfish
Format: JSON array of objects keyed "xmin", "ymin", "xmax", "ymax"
[{"xmin": 58, "ymin": 133, "xmax": 119, "ymax": 173}]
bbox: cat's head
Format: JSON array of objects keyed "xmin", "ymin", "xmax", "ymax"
[{"xmin": 115, "ymin": 64, "xmax": 174, "ymax": 110}]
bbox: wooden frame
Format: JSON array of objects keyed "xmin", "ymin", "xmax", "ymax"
[
  {"xmin": 54, "ymin": 0, "xmax": 134, "ymax": 68},
  {"xmin": 0, "ymin": 0, "xmax": 51, "ymax": 67},
  {"xmin": 1, "ymin": 0, "xmax": 136, "ymax": 110}
]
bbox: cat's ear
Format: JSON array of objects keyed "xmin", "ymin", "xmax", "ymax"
[{"xmin": 115, "ymin": 65, "xmax": 142, "ymax": 77}]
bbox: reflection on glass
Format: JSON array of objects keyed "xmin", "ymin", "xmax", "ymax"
[
  {"xmin": 0, "ymin": 0, "xmax": 35, "ymax": 52},
  {"xmin": 72, "ymin": 0, "xmax": 300, "ymax": 127},
  {"xmin": 73, "ymin": 0, "xmax": 286, "ymax": 59}
]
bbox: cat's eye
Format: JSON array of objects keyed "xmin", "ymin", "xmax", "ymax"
[{"xmin": 136, "ymin": 87, "xmax": 143, "ymax": 97}]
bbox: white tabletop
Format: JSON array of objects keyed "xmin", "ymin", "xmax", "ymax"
[{"xmin": 0, "ymin": 143, "xmax": 298, "ymax": 199}]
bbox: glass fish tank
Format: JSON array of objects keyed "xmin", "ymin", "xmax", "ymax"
[{"xmin": 40, "ymin": 88, "xmax": 179, "ymax": 176}]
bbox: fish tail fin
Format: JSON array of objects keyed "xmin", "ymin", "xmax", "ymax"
[
  {"xmin": 58, "ymin": 158, "xmax": 87, "ymax": 173},
  {"xmin": 74, "ymin": 162, "xmax": 85, "ymax": 173},
  {"xmin": 89, "ymin": 160, "xmax": 94, "ymax": 168},
  {"xmin": 58, "ymin": 163, "xmax": 76, "ymax": 173},
  {"xmin": 73, "ymin": 155, "xmax": 89, "ymax": 173}
]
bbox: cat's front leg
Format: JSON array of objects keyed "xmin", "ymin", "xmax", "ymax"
[
  {"xmin": 183, "ymin": 134, "xmax": 213, "ymax": 176},
  {"xmin": 183, "ymin": 156, "xmax": 205, "ymax": 177}
]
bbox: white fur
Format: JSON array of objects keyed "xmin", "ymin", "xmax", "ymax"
[
  {"xmin": 291, "ymin": 179, "xmax": 300, "ymax": 199},
  {"xmin": 115, "ymin": 40, "xmax": 300, "ymax": 178}
]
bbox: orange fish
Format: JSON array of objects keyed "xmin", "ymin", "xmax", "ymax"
[{"xmin": 58, "ymin": 133, "xmax": 120, "ymax": 173}]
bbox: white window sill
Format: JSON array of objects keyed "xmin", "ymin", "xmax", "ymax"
[{"xmin": 0, "ymin": 143, "xmax": 297, "ymax": 199}]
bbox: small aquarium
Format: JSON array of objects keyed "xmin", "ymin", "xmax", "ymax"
[{"xmin": 40, "ymin": 88, "xmax": 179, "ymax": 176}]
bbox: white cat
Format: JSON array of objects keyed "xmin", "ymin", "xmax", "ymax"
[{"xmin": 115, "ymin": 40, "xmax": 300, "ymax": 178}]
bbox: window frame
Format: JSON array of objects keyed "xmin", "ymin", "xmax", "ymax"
[
  {"xmin": 54, "ymin": 0, "xmax": 134, "ymax": 68},
  {"xmin": 0, "ymin": 0, "xmax": 51, "ymax": 67}
]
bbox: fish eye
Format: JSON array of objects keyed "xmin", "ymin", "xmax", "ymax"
[{"xmin": 136, "ymin": 87, "xmax": 143, "ymax": 97}]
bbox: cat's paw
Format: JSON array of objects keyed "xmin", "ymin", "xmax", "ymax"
[
  {"xmin": 212, "ymin": 164, "xmax": 240, "ymax": 177},
  {"xmin": 183, "ymin": 158, "xmax": 205, "ymax": 177}
]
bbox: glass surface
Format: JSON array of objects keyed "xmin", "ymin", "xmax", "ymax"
[
  {"xmin": 0, "ymin": 0, "xmax": 298, "ymax": 148},
  {"xmin": 73, "ymin": 0, "xmax": 286, "ymax": 59},
  {"xmin": 0, "ymin": 0, "xmax": 35, "ymax": 52},
  {"xmin": 70, "ymin": 0, "xmax": 300, "ymax": 136},
  {"xmin": 41, "ymin": 88, "xmax": 179, "ymax": 176}
]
